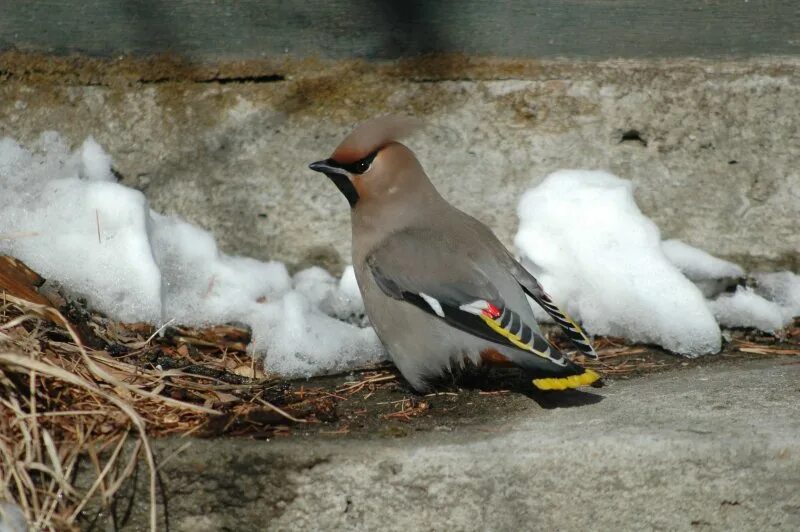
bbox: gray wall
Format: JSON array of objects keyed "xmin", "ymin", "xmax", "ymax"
[
  {"xmin": 2, "ymin": 56, "xmax": 798, "ymax": 272},
  {"xmin": 2, "ymin": 1, "xmax": 800, "ymax": 60},
  {"xmin": 1, "ymin": 2, "xmax": 798, "ymax": 272}
]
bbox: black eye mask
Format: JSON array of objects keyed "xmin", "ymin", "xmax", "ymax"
[
  {"xmin": 336, "ymin": 151, "xmax": 378, "ymax": 175},
  {"xmin": 309, "ymin": 150, "xmax": 379, "ymax": 208}
]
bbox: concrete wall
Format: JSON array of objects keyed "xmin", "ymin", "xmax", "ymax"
[
  {"xmin": 1, "ymin": 2, "xmax": 798, "ymax": 271},
  {"xmin": 1, "ymin": 55, "xmax": 797, "ymax": 272}
]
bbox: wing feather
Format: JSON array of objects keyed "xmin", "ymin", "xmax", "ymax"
[
  {"xmin": 367, "ymin": 237, "xmax": 567, "ymax": 366},
  {"xmin": 508, "ymin": 261, "xmax": 598, "ymax": 359}
]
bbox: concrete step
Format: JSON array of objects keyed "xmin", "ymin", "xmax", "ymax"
[{"xmin": 91, "ymin": 359, "xmax": 800, "ymax": 531}]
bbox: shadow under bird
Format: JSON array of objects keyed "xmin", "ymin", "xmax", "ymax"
[{"xmin": 309, "ymin": 116, "xmax": 600, "ymax": 392}]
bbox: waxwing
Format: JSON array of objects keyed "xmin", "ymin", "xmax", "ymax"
[{"xmin": 309, "ymin": 116, "xmax": 599, "ymax": 392}]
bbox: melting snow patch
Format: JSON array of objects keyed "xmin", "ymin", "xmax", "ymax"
[
  {"xmin": 752, "ymin": 271, "xmax": 800, "ymax": 323},
  {"xmin": 662, "ymin": 239, "xmax": 745, "ymax": 298},
  {"xmin": 0, "ymin": 134, "xmax": 162, "ymax": 322},
  {"xmin": 0, "ymin": 133, "xmax": 383, "ymax": 377},
  {"xmin": 661, "ymin": 239, "xmax": 744, "ymax": 281},
  {"xmin": 709, "ymin": 287, "xmax": 786, "ymax": 332},
  {"xmin": 515, "ymin": 170, "xmax": 721, "ymax": 356},
  {"xmin": 515, "ymin": 170, "xmax": 797, "ymax": 356},
  {"xmin": 258, "ymin": 291, "xmax": 380, "ymax": 377}
]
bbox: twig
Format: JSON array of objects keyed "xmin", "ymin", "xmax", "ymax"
[
  {"xmin": 95, "ymin": 210, "xmax": 101, "ymax": 244},
  {"xmin": 255, "ymin": 397, "xmax": 307, "ymax": 424},
  {"xmin": 0, "ymin": 231, "xmax": 40, "ymax": 240},
  {"xmin": 143, "ymin": 318, "xmax": 176, "ymax": 346}
]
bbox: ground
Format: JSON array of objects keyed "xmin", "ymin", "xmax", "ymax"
[
  {"xmin": 194, "ymin": 336, "xmax": 800, "ymax": 440},
  {"xmin": 1, "ymin": 257, "xmax": 798, "ymax": 530},
  {"xmin": 85, "ymin": 358, "xmax": 800, "ymax": 531}
]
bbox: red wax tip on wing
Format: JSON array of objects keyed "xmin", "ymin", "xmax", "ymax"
[{"xmin": 482, "ymin": 303, "xmax": 501, "ymax": 319}]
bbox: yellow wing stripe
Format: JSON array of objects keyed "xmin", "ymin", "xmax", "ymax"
[
  {"xmin": 532, "ymin": 369, "xmax": 600, "ymax": 391},
  {"xmin": 479, "ymin": 314, "xmax": 550, "ymax": 359}
]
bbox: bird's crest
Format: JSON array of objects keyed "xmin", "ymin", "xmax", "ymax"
[{"xmin": 331, "ymin": 115, "xmax": 422, "ymax": 164}]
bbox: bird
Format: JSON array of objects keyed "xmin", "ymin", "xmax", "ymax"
[{"xmin": 309, "ymin": 116, "xmax": 600, "ymax": 392}]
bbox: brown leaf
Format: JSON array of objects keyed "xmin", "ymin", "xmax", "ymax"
[{"xmin": 0, "ymin": 255, "xmax": 52, "ymax": 306}]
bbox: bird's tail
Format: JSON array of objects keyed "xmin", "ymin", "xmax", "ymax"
[
  {"xmin": 532, "ymin": 368, "xmax": 600, "ymax": 391},
  {"xmin": 501, "ymin": 342, "xmax": 602, "ymax": 391},
  {"xmin": 528, "ymin": 291, "xmax": 598, "ymax": 360}
]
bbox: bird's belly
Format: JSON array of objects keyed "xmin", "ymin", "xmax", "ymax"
[{"xmin": 357, "ymin": 271, "xmax": 481, "ymax": 390}]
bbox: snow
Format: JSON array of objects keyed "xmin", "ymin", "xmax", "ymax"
[
  {"xmin": 292, "ymin": 266, "xmax": 338, "ymax": 308},
  {"xmin": 515, "ymin": 170, "xmax": 798, "ymax": 356},
  {"xmin": 752, "ymin": 271, "xmax": 800, "ymax": 322},
  {"xmin": 515, "ymin": 170, "xmax": 722, "ymax": 356},
  {"xmin": 708, "ymin": 287, "xmax": 786, "ymax": 332},
  {"xmin": 259, "ymin": 291, "xmax": 380, "ymax": 377},
  {"xmin": 78, "ymin": 136, "xmax": 115, "ymax": 182},
  {"xmin": 662, "ymin": 239, "xmax": 744, "ymax": 281},
  {"xmin": 149, "ymin": 212, "xmax": 292, "ymax": 326},
  {"xmin": 1, "ymin": 135, "xmax": 796, "ymax": 373},
  {"xmin": 662, "ymin": 239, "xmax": 747, "ymax": 298},
  {"xmin": 661, "ymin": 241, "xmax": 797, "ymax": 330},
  {"xmin": 0, "ymin": 134, "xmax": 161, "ymax": 322},
  {"xmin": 321, "ymin": 265, "xmax": 367, "ymax": 321},
  {"xmin": 0, "ymin": 133, "xmax": 383, "ymax": 377},
  {"xmin": 661, "ymin": 238, "xmax": 746, "ymax": 299}
]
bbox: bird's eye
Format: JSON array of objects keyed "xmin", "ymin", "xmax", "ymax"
[{"xmin": 349, "ymin": 151, "xmax": 378, "ymax": 174}]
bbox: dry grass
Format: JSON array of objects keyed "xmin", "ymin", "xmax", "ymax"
[
  {"xmin": 0, "ymin": 294, "xmax": 158, "ymax": 530},
  {"xmin": 0, "ymin": 291, "xmax": 306, "ymax": 530}
]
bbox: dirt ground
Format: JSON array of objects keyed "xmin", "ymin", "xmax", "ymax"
[
  {"xmin": 49, "ymin": 294, "xmax": 800, "ymax": 442},
  {"xmin": 2, "ymin": 251, "xmax": 798, "ymax": 443},
  {"xmin": 72, "ymin": 309, "xmax": 797, "ymax": 442},
  {"xmin": 221, "ymin": 327, "xmax": 800, "ymax": 440}
]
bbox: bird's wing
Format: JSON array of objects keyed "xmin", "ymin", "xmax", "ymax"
[
  {"xmin": 366, "ymin": 229, "xmax": 569, "ymax": 368},
  {"xmin": 453, "ymin": 211, "xmax": 598, "ymax": 360},
  {"xmin": 506, "ymin": 258, "xmax": 598, "ymax": 359}
]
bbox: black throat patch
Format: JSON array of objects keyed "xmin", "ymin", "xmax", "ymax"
[
  {"xmin": 312, "ymin": 151, "xmax": 379, "ymax": 208},
  {"xmin": 325, "ymin": 172, "xmax": 359, "ymax": 207}
]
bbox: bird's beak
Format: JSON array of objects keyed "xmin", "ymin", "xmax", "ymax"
[
  {"xmin": 308, "ymin": 159, "xmax": 341, "ymax": 175},
  {"xmin": 308, "ymin": 159, "xmax": 360, "ymax": 207}
]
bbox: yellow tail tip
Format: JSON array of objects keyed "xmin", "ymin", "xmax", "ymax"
[{"xmin": 532, "ymin": 369, "xmax": 601, "ymax": 391}]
